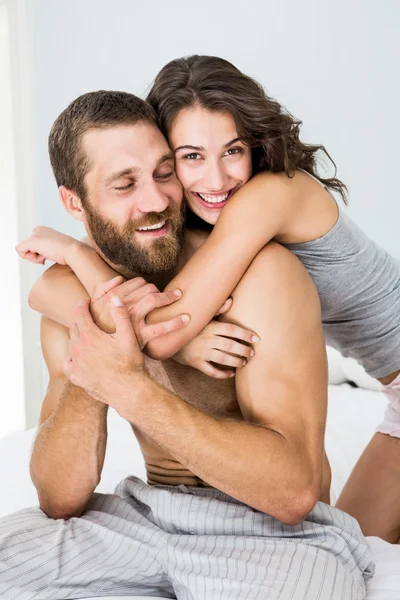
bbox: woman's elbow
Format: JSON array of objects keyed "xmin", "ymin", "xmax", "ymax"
[
  {"xmin": 28, "ymin": 264, "xmax": 72, "ymax": 313},
  {"xmin": 28, "ymin": 279, "xmax": 44, "ymax": 312},
  {"xmin": 144, "ymin": 337, "xmax": 179, "ymax": 361}
]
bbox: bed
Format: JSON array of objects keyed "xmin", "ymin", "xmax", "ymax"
[{"xmin": 1, "ymin": 351, "xmax": 400, "ymax": 599}]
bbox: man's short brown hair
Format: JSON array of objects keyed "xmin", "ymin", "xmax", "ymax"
[{"xmin": 48, "ymin": 90, "xmax": 157, "ymax": 205}]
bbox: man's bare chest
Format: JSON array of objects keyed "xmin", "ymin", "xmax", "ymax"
[{"xmin": 144, "ymin": 356, "xmax": 242, "ymax": 419}]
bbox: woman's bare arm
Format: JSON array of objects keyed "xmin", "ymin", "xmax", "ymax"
[
  {"xmin": 145, "ymin": 170, "xmax": 337, "ymax": 360},
  {"xmin": 28, "ymin": 175, "xmax": 289, "ymax": 341},
  {"xmin": 28, "ymin": 243, "xmax": 123, "ymax": 328},
  {"xmin": 27, "ymin": 171, "xmax": 335, "ymax": 349},
  {"xmin": 145, "ymin": 172, "xmax": 298, "ymax": 359},
  {"xmin": 27, "ymin": 243, "xmax": 189, "ymax": 344},
  {"xmin": 29, "ymin": 265, "xmax": 90, "ymax": 328}
]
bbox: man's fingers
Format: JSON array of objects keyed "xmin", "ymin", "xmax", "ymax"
[
  {"xmin": 111, "ymin": 277, "xmax": 151, "ymax": 299},
  {"xmin": 69, "ymin": 322, "xmax": 79, "ymax": 341},
  {"xmin": 155, "ymin": 289, "xmax": 183, "ymax": 308},
  {"xmin": 124, "ymin": 283, "xmax": 160, "ymax": 310},
  {"xmin": 62, "ymin": 355, "xmax": 73, "ymax": 379},
  {"xmin": 74, "ymin": 298, "xmax": 97, "ymax": 333},
  {"xmin": 142, "ymin": 313, "xmax": 190, "ymax": 345},
  {"xmin": 92, "ymin": 276, "xmax": 125, "ymax": 301},
  {"xmin": 134, "ymin": 289, "xmax": 182, "ymax": 321},
  {"xmin": 110, "ymin": 296, "xmax": 137, "ymax": 346}
]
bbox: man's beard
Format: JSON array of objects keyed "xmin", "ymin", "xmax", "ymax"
[{"xmin": 84, "ymin": 201, "xmax": 186, "ymax": 275}]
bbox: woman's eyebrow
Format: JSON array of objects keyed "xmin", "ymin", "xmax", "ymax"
[
  {"xmin": 174, "ymin": 138, "xmax": 241, "ymax": 154},
  {"xmin": 223, "ymin": 137, "xmax": 240, "ymax": 148},
  {"xmin": 174, "ymin": 144, "xmax": 204, "ymax": 153}
]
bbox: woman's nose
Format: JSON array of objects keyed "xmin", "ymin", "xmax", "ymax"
[{"xmin": 203, "ymin": 161, "xmax": 229, "ymax": 192}]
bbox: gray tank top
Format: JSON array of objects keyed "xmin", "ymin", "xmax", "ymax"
[{"xmin": 283, "ymin": 193, "xmax": 400, "ymax": 379}]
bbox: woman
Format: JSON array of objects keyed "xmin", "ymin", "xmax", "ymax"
[{"xmin": 18, "ymin": 55, "xmax": 400, "ymax": 543}]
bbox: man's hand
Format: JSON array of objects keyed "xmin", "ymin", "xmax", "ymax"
[
  {"xmin": 90, "ymin": 277, "xmax": 190, "ymax": 349},
  {"xmin": 63, "ymin": 297, "xmax": 144, "ymax": 406},
  {"xmin": 16, "ymin": 226, "xmax": 79, "ymax": 266}
]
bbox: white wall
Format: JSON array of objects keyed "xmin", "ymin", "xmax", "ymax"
[
  {"xmin": 30, "ymin": 0, "xmax": 400, "ymax": 254},
  {"xmin": 25, "ymin": 0, "xmax": 400, "ymax": 415},
  {"xmin": 0, "ymin": 3, "xmax": 26, "ymax": 438}
]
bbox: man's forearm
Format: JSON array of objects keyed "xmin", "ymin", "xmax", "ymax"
[
  {"xmin": 115, "ymin": 374, "xmax": 320, "ymax": 525},
  {"xmin": 30, "ymin": 382, "xmax": 108, "ymax": 519}
]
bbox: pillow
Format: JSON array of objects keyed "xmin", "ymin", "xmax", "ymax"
[{"xmin": 327, "ymin": 346, "xmax": 383, "ymax": 392}]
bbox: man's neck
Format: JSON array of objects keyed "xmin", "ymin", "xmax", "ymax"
[{"xmin": 82, "ymin": 230, "xmax": 201, "ymax": 290}]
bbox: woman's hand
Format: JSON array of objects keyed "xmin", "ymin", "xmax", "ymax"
[
  {"xmin": 16, "ymin": 226, "xmax": 79, "ymax": 266},
  {"xmin": 172, "ymin": 320, "xmax": 258, "ymax": 379}
]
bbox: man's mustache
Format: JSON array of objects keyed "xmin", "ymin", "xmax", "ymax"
[{"xmin": 124, "ymin": 207, "xmax": 183, "ymax": 233}]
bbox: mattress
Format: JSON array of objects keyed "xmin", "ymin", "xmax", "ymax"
[{"xmin": 1, "ymin": 383, "xmax": 399, "ymax": 599}]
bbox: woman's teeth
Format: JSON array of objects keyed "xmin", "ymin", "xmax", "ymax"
[
  {"xmin": 137, "ymin": 220, "xmax": 166, "ymax": 231},
  {"xmin": 198, "ymin": 192, "xmax": 229, "ymax": 204}
]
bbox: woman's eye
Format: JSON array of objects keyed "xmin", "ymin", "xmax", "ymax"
[
  {"xmin": 115, "ymin": 183, "xmax": 134, "ymax": 191},
  {"xmin": 183, "ymin": 153, "xmax": 201, "ymax": 160},
  {"xmin": 225, "ymin": 147, "xmax": 243, "ymax": 156}
]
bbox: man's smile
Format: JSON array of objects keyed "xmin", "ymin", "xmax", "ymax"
[{"xmin": 136, "ymin": 220, "xmax": 170, "ymax": 237}]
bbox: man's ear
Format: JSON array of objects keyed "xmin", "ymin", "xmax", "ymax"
[{"xmin": 59, "ymin": 186, "xmax": 86, "ymax": 222}]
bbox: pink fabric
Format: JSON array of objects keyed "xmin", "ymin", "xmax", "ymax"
[{"xmin": 376, "ymin": 372, "xmax": 400, "ymax": 438}]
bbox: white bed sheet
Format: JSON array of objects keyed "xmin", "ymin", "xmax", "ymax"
[{"xmin": 1, "ymin": 384, "xmax": 399, "ymax": 599}]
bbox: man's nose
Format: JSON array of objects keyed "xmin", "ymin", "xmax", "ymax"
[
  {"xmin": 203, "ymin": 160, "xmax": 229, "ymax": 191},
  {"xmin": 136, "ymin": 181, "xmax": 169, "ymax": 214}
]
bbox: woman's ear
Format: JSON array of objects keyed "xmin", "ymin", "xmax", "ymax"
[{"xmin": 59, "ymin": 186, "xmax": 86, "ymax": 222}]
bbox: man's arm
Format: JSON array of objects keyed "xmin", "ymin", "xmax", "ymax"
[
  {"xmin": 30, "ymin": 316, "xmax": 108, "ymax": 519},
  {"xmin": 120, "ymin": 243, "xmax": 327, "ymax": 525},
  {"xmin": 66, "ymin": 242, "xmax": 328, "ymax": 525}
]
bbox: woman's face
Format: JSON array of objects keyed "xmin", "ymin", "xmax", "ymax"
[{"xmin": 169, "ymin": 106, "xmax": 253, "ymax": 225}]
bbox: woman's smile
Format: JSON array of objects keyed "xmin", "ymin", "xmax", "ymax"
[{"xmin": 191, "ymin": 184, "xmax": 240, "ymax": 210}]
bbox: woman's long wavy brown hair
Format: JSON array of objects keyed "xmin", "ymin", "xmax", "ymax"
[{"xmin": 147, "ymin": 55, "xmax": 347, "ymax": 206}]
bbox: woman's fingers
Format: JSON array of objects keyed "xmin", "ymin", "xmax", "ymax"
[
  {"xmin": 18, "ymin": 249, "xmax": 46, "ymax": 264},
  {"xmin": 212, "ymin": 321, "xmax": 260, "ymax": 345},
  {"xmin": 200, "ymin": 361, "xmax": 235, "ymax": 379},
  {"xmin": 208, "ymin": 349, "xmax": 247, "ymax": 369},
  {"xmin": 213, "ymin": 336, "xmax": 255, "ymax": 359}
]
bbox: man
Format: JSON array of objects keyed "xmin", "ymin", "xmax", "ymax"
[{"xmin": 0, "ymin": 91, "xmax": 373, "ymax": 599}]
